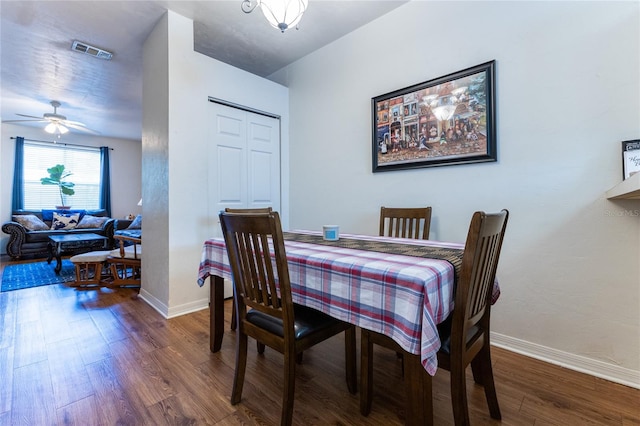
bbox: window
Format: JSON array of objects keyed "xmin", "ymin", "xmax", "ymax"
[{"xmin": 23, "ymin": 142, "xmax": 101, "ymax": 209}]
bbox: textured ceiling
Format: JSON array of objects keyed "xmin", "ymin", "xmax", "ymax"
[{"xmin": 0, "ymin": 1, "xmax": 407, "ymax": 140}]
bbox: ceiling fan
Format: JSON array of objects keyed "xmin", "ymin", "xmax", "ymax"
[{"xmin": 3, "ymin": 100, "xmax": 100, "ymax": 136}]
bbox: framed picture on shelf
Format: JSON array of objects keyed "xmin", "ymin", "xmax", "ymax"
[
  {"xmin": 372, "ymin": 60, "xmax": 496, "ymax": 173},
  {"xmin": 622, "ymin": 139, "xmax": 640, "ymax": 180}
]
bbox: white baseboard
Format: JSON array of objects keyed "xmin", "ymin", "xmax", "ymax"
[
  {"xmin": 138, "ymin": 288, "xmax": 209, "ymax": 319},
  {"xmin": 166, "ymin": 298, "xmax": 209, "ymax": 319},
  {"xmin": 137, "ymin": 288, "xmax": 169, "ymax": 317},
  {"xmin": 491, "ymin": 332, "xmax": 640, "ymax": 390}
]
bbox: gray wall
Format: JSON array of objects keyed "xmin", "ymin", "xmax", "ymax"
[{"xmin": 278, "ymin": 1, "xmax": 640, "ymax": 386}]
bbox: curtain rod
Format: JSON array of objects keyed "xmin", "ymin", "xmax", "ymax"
[{"xmin": 10, "ymin": 136, "xmax": 113, "ymax": 150}]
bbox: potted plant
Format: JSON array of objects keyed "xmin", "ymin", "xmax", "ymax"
[{"xmin": 41, "ymin": 164, "xmax": 75, "ymax": 209}]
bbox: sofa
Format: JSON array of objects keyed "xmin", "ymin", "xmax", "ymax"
[
  {"xmin": 113, "ymin": 214, "xmax": 142, "ymax": 240},
  {"xmin": 2, "ymin": 209, "xmax": 117, "ymax": 259}
]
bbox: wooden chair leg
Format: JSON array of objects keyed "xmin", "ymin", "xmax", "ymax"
[
  {"xmin": 450, "ymin": 364, "xmax": 471, "ymax": 426},
  {"xmin": 470, "ymin": 355, "xmax": 484, "ymax": 385},
  {"xmin": 360, "ymin": 330, "xmax": 373, "ymax": 416},
  {"xmin": 231, "ymin": 294, "xmax": 237, "ymax": 330},
  {"xmin": 344, "ymin": 327, "xmax": 357, "ymax": 394},
  {"xmin": 282, "ymin": 351, "xmax": 296, "ymax": 426},
  {"xmin": 70, "ymin": 264, "xmax": 83, "ymax": 287},
  {"xmin": 231, "ymin": 332, "xmax": 248, "ymax": 405},
  {"xmin": 474, "ymin": 346, "xmax": 501, "ymax": 419}
]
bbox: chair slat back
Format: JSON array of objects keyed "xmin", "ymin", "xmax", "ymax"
[
  {"xmin": 455, "ymin": 210, "xmax": 509, "ymax": 348},
  {"xmin": 219, "ymin": 211, "xmax": 293, "ymax": 325},
  {"xmin": 379, "ymin": 206, "xmax": 432, "ymax": 240}
]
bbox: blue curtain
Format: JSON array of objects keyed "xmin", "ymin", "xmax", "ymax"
[
  {"xmin": 11, "ymin": 137, "xmax": 25, "ymax": 211},
  {"xmin": 100, "ymin": 146, "xmax": 112, "ymax": 216}
]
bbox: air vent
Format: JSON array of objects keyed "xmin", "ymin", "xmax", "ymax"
[{"xmin": 71, "ymin": 40, "xmax": 113, "ymax": 60}]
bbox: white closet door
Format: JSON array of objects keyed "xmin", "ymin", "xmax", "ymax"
[
  {"xmin": 246, "ymin": 112, "xmax": 280, "ymax": 211},
  {"xmin": 208, "ymin": 102, "xmax": 280, "ymax": 236}
]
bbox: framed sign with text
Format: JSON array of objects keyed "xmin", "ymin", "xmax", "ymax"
[{"xmin": 622, "ymin": 139, "xmax": 640, "ymax": 179}]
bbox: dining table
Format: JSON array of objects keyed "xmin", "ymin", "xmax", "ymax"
[{"xmin": 197, "ymin": 230, "xmax": 500, "ymax": 425}]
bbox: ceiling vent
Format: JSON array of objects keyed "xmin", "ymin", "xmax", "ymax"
[{"xmin": 71, "ymin": 40, "xmax": 113, "ymax": 60}]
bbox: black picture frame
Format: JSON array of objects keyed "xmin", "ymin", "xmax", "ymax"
[
  {"xmin": 372, "ymin": 61, "xmax": 497, "ymax": 172},
  {"xmin": 622, "ymin": 139, "xmax": 640, "ymax": 180}
]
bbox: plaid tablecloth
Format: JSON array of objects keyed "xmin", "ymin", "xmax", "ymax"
[{"xmin": 198, "ymin": 231, "xmax": 490, "ymax": 376}]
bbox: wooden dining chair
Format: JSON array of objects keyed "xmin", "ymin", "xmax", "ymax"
[
  {"xmin": 379, "ymin": 206, "xmax": 433, "ymax": 365},
  {"xmin": 379, "ymin": 206, "xmax": 432, "ymax": 240},
  {"xmin": 105, "ymin": 235, "xmax": 142, "ymax": 288},
  {"xmin": 219, "ymin": 211, "xmax": 357, "ymax": 426},
  {"xmin": 224, "ymin": 207, "xmax": 273, "ymax": 332},
  {"xmin": 361, "ymin": 209, "xmax": 509, "ymax": 426}
]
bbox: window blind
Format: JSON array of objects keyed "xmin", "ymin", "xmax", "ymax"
[{"xmin": 23, "ymin": 142, "xmax": 101, "ymax": 210}]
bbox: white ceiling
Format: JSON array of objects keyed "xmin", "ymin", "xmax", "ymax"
[{"xmin": 0, "ymin": 0, "xmax": 407, "ymax": 141}]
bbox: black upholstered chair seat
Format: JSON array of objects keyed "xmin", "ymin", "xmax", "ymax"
[
  {"xmin": 437, "ymin": 314, "xmax": 481, "ymax": 355},
  {"xmin": 247, "ymin": 304, "xmax": 343, "ymax": 339}
]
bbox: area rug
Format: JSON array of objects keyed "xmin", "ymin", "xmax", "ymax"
[{"xmin": 1, "ymin": 260, "xmax": 76, "ymax": 292}]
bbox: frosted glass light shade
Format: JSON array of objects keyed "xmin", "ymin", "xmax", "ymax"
[
  {"xmin": 44, "ymin": 122, "xmax": 69, "ymax": 134},
  {"xmin": 260, "ymin": 0, "xmax": 308, "ymax": 32}
]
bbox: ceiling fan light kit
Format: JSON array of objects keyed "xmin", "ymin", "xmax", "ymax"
[
  {"xmin": 45, "ymin": 122, "xmax": 69, "ymax": 135},
  {"xmin": 242, "ymin": 0, "xmax": 309, "ymax": 33}
]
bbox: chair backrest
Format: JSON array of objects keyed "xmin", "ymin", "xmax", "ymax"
[
  {"xmin": 452, "ymin": 210, "xmax": 509, "ymax": 353},
  {"xmin": 225, "ymin": 207, "xmax": 273, "ymax": 213},
  {"xmin": 219, "ymin": 211, "xmax": 294, "ymax": 335},
  {"xmin": 113, "ymin": 235, "xmax": 142, "ymax": 260},
  {"xmin": 379, "ymin": 206, "xmax": 432, "ymax": 240}
]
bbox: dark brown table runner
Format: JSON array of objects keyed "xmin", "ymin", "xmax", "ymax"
[{"xmin": 283, "ymin": 232, "xmax": 463, "ymax": 281}]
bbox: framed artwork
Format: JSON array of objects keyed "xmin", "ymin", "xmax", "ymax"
[
  {"xmin": 372, "ymin": 61, "xmax": 496, "ymax": 172},
  {"xmin": 622, "ymin": 139, "xmax": 640, "ymax": 179}
]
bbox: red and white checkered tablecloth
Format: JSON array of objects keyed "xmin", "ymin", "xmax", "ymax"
[{"xmin": 198, "ymin": 231, "xmax": 487, "ymax": 376}]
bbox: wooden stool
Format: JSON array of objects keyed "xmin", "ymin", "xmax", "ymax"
[{"xmin": 69, "ymin": 250, "xmax": 111, "ymax": 287}]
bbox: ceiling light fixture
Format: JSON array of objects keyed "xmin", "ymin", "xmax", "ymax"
[
  {"xmin": 45, "ymin": 122, "xmax": 69, "ymax": 138},
  {"xmin": 241, "ymin": 0, "xmax": 309, "ymax": 33}
]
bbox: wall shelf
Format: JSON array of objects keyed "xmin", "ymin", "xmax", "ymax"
[{"xmin": 606, "ymin": 172, "xmax": 640, "ymax": 199}]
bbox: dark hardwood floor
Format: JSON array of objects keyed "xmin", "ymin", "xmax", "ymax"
[{"xmin": 1, "ymin": 257, "xmax": 638, "ymax": 425}]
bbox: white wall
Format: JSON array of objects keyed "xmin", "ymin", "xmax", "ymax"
[
  {"xmin": 279, "ymin": 1, "xmax": 640, "ymax": 386},
  {"xmin": 140, "ymin": 11, "xmax": 289, "ymax": 318},
  {"xmin": 0, "ymin": 123, "xmax": 141, "ymax": 254}
]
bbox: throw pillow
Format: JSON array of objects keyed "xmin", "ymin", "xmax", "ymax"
[
  {"xmin": 12, "ymin": 214, "xmax": 49, "ymax": 231},
  {"xmin": 127, "ymin": 215, "xmax": 142, "ymax": 229},
  {"xmin": 76, "ymin": 215, "xmax": 109, "ymax": 229},
  {"xmin": 42, "ymin": 209, "xmax": 86, "ymax": 222},
  {"xmin": 51, "ymin": 212, "xmax": 81, "ymax": 230}
]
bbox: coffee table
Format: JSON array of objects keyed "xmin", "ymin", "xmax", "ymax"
[{"xmin": 48, "ymin": 233, "xmax": 108, "ymax": 274}]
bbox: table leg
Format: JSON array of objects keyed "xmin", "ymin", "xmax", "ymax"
[
  {"xmin": 47, "ymin": 242, "xmax": 54, "ymax": 264},
  {"xmin": 209, "ymin": 274, "xmax": 225, "ymax": 352},
  {"xmin": 54, "ymin": 243, "xmax": 63, "ymax": 274},
  {"xmin": 403, "ymin": 353, "xmax": 433, "ymax": 426}
]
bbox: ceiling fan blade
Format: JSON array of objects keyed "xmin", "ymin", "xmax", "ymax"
[
  {"xmin": 8, "ymin": 103, "xmax": 101, "ymax": 135},
  {"xmin": 15, "ymin": 113, "xmax": 45, "ymax": 119},
  {"xmin": 61, "ymin": 119, "xmax": 87, "ymax": 126},
  {"xmin": 64, "ymin": 122, "xmax": 101, "ymax": 135},
  {"xmin": 2, "ymin": 118, "xmax": 48, "ymax": 123}
]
